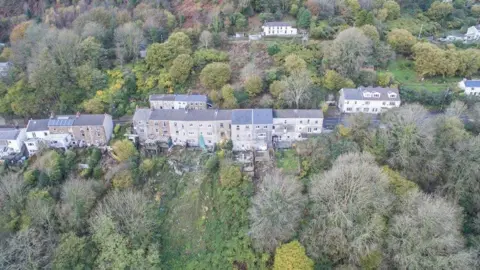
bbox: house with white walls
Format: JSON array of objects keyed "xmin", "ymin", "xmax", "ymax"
[
  {"xmin": 458, "ymin": 79, "xmax": 480, "ymax": 96},
  {"xmin": 0, "ymin": 128, "xmax": 26, "ymax": 157},
  {"xmin": 338, "ymin": 87, "xmax": 401, "ymax": 114},
  {"xmin": 465, "ymin": 25, "xmax": 480, "ymax": 41},
  {"xmin": 262, "ymin": 22, "xmax": 297, "ymax": 36}
]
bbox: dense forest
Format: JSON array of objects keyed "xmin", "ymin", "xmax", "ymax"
[{"xmin": 0, "ymin": 0, "xmax": 480, "ymax": 269}]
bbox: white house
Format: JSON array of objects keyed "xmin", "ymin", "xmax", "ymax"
[
  {"xmin": 465, "ymin": 25, "xmax": 480, "ymax": 41},
  {"xmin": 0, "ymin": 128, "xmax": 26, "ymax": 157},
  {"xmin": 25, "ymin": 119, "xmax": 73, "ymax": 156},
  {"xmin": 149, "ymin": 94, "xmax": 208, "ymax": 110},
  {"xmin": 262, "ymin": 22, "xmax": 297, "ymax": 36},
  {"xmin": 0, "ymin": 62, "xmax": 12, "ymax": 77},
  {"xmin": 458, "ymin": 79, "xmax": 480, "ymax": 96},
  {"xmin": 338, "ymin": 87, "xmax": 401, "ymax": 114}
]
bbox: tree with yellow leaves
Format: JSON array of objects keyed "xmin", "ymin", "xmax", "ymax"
[{"xmin": 273, "ymin": 241, "xmax": 313, "ymax": 270}]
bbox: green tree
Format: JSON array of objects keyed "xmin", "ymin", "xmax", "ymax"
[
  {"xmin": 297, "ymin": 8, "xmax": 311, "ymax": 28},
  {"xmin": 324, "ymin": 70, "xmax": 355, "ymax": 91},
  {"xmin": 361, "ymin": 24, "xmax": 380, "ymax": 43},
  {"xmin": 427, "ymin": 1, "xmax": 453, "ymax": 21},
  {"xmin": 53, "ymin": 233, "xmax": 95, "ymax": 270},
  {"xmin": 169, "ymin": 54, "xmax": 193, "ymax": 84},
  {"xmin": 383, "ymin": 0, "xmax": 401, "ymax": 20},
  {"xmin": 221, "ymin": 84, "xmax": 238, "ymax": 108},
  {"xmin": 114, "ymin": 22, "xmax": 144, "ymax": 65},
  {"xmin": 245, "ymin": 75, "xmax": 263, "ymax": 97},
  {"xmin": 376, "ymin": 72, "xmax": 394, "ymax": 87},
  {"xmin": 200, "ymin": 62, "xmax": 231, "ymax": 90},
  {"xmin": 284, "ymin": 54, "xmax": 307, "ymax": 74},
  {"xmin": 269, "ymin": 80, "xmax": 287, "ymax": 99},
  {"xmin": 146, "ymin": 32, "xmax": 192, "ymax": 71},
  {"xmin": 112, "ymin": 139, "xmax": 138, "ymax": 162},
  {"xmin": 273, "ymin": 241, "xmax": 314, "ymax": 270},
  {"xmin": 412, "ymin": 42, "xmax": 445, "ymax": 77},
  {"xmin": 472, "ymin": 5, "xmax": 480, "ymax": 17},
  {"xmin": 387, "ymin": 29, "xmax": 417, "ymax": 55},
  {"xmin": 219, "ymin": 164, "xmax": 243, "ymax": 188}
]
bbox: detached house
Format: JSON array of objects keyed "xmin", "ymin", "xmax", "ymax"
[
  {"xmin": 465, "ymin": 25, "xmax": 480, "ymax": 41},
  {"xmin": 458, "ymin": 79, "xmax": 480, "ymax": 96},
  {"xmin": 338, "ymin": 87, "xmax": 401, "ymax": 114},
  {"xmin": 25, "ymin": 113, "xmax": 113, "ymax": 156},
  {"xmin": 149, "ymin": 94, "xmax": 208, "ymax": 110},
  {"xmin": 262, "ymin": 22, "xmax": 298, "ymax": 36}
]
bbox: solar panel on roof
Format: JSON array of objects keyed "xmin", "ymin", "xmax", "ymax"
[{"xmin": 48, "ymin": 119, "xmax": 74, "ymax": 126}]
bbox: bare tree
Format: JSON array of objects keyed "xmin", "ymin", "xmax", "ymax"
[
  {"xmin": 199, "ymin": 30, "xmax": 213, "ymax": 49},
  {"xmin": 249, "ymin": 170, "xmax": 306, "ymax": 252},
  {"xmin": 387, "ymin": 192, "xmax": 475, "ymax": 269},
  {"xmin": 301, "ymin": 153, "xmax": 393, "ymax": 266},
  {"xmin": 114, "ymin": 22, "xmax": 144, "ymax": 65},
  {"xmin": 90, "ymin": 189, "xmax": 155, "ymax": 242},
  {"xmin": 282, "ymin": 70, "xmax": 312, "ymax": 109},
  {"xmin": 81, "ymin": 21, "xmax": 107, "ymax": 41},
  {"xmin": 57, "ymin": 177, "xmax": 101, "ymax": 232},
  {"xmin": 0, "ymin": 228, "xmax": 55, "ymax": 270},
  {"xmin": 379, "ymin": 104, "xmax": 442, "ymax": 191},
  {"xmin": 445, "ymin": 100, "xmax": 467, "ymax": 118},
  {"xmin": 324, "ymin": 28, "xmax": 372, "ymax": 78}
]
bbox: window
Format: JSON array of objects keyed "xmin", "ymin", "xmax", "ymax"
[
  {"xmin": 44, "ymin": 132, "xmax": 48, "ymax": 136},
  {"xmin": 315, "ymin": 120, "xmax": 318, "ymax": 124},
  {"xmin": 300, "ymin": 120, "xmax": 303, "ymax": 124},
  {"xmin": 236, "ymin": 125, "xmax": 240, "ymax": 130},
  {"xmin": 272, "ymin": 126, "xmax": 275, "ymax": 130},
  {"xmin": 208, "ymin": 124, "xmax": 212, "ymax": 128},
  {"xmin": 354, "ymin": 101, "xmax": 357, "ymax": 104},
  {"xmin": 220, "ymin": 123, "xmax": 224, "ymax": 128},
  {"xmin": 96, "ymin": 132, "xmax": 101, "ymax": 137},
  {"xmin": 163, "ymin": 130, "xmax": 168, "ymax": 134},
  {"xmin": 174, "ymin": 122, "xmax": 177, "ymax": 127},
  {"xmin": 256, "ymin": 125, "xmax": 260, "ymax": 129},
  {"xmin": 32, "ymin": 132, "xmax": 36, "ymax": 138},
  {"xmin": 346, "ymin": 101, "xmax": 350, "ymax": 104},
  {"xmin": 314, "ymin": 128, "xmax": 318, "ymax": 131},
  {"xmin": 163, "ymin": 122, "xmax": 166, "ymax": 127},
  {"xmin": 237, "ymin": 135, "xmax": 239, "ymax": 138},
  {"xmin": 298, "ymin": 127, "xmax": 302, "ymax": 130},
  {"xmin": 176, "ymin": 131, "xmax": 179, "ymax": 134},
  {"xmin": 363, "ymin": 92, "xmax": 372, "ymax": 98},
  {"xmin": 188, "ymin": 131, "xmax": 194, "ymax": 135},
  {"xmin": 156, "ymin": 129, "xmax": 159, "ymax": 132},
  {"xmin": 346, "ymin": 107, "xmax": 352, "ymax": 111},
  {"xmin": 28, "ymin": 143, "xmax": 34, "ymax": 146},
  {"xmin": 199, "ymin": 124, "xmax": 203, "ymax": 127},
  {"xmin": 245, "ymin": 125, "xmax": 249, "ymax": 129},
  {"xmin": 373, "ymin": 93, "xmax": 380, "ymax": 98},
  {"xmin": 208, "ymin": 140, "xmax": 212, "ymax": 144},
  {"xmin": 189, "ymin": 123, "xmax": 193, "ymax": 127},
  {"xmin": 389, "ymin": 101, "xmax": 396, "ymax": 105},
  {"xmin": 363, "ymin": 108, "xmax": 369, "ymax": 112},
  {"xmin": 382, "ymin": 101, "xmax": 386, "ymax": 105},
  {"xmin": 284, "ymin": 120, "xmax": 287, "ymax": 124},
  {"xmin": 257, "ymin": 133, "xmax": 266, "ymax": 138},
  {"xmin": 264, "ymin": 125, "xmax": 267, "ymax": 128},
  {"xmin": 356, "ymin": 108, "xmax": 361, "ymax": 112},
  {"xmin": 207, "ymin": 132, "xmax": 213, "ymax": 136},
  {"xmin": 365, "ymin": 101, "xmax": 370, "ymax": 105}
]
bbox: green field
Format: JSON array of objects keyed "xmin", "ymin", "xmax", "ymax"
[
  {"xmin": 275, "ymin": 149, "xmax": 299, "ymax": 174},
  {"xmin": 386, "ymin": 59, "xmax": 460, "ymax": 92}
]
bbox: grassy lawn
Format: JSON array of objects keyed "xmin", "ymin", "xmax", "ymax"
[
  {"xmin": 386, "ymin": 58, "xmax": 460, "ymax": 92},
  {"xmin": 275, "ymin": 149, "xmax": 299, "ymax": 174}
]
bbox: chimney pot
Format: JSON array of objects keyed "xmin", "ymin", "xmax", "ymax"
[
  {"xmin": 76, "ymin": 112, "xmax": 81, "ymax": 118},
  {"xmin": 50, "ymin": 111, "xmax": 55, "ymax": 119}
]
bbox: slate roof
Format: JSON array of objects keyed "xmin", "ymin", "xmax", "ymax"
[
  {"xmin": 136, "ymin": 109, "xmax": 233, "ymax": 122},
  {"xmin": 252, "ymin": 109, "xmax": 273, "ymax": 124},
  {"xmin": 26, "ymin": 119, "xmax": 49, "ymax": 132},
  {"xmin": 0, "ymin": 128, "xmax": 20, "ymax": 140},
  {"xmin": 263, "ymin": 22, "xmax": 293, "ymax": 27},
  {"xmin": 232, "ymin": 110, "xmax": 252, "ymax": 125},
  {"xmin": 149, "ymin": 94, "xmax": 207, "ymax": 102},
  {"xmin": 465, "ymin": 80, "xmax": 480, "ymax": 88},
  {"xmin": 273, "ymin": 109, "xmax": 323, "ymax": 119},
  {"xmin": 40, "ymin": 114, "xmax": 108, "ymax": 127},
  {"xmin": 342, "ymin": 87, "xmax": 400, "ymax": 101}
]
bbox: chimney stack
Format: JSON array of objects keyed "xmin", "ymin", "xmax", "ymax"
[
  {"xmin": 76, "ymin": 112, "xmax": 81, "ymax": 118},
  {"xmin": 50, "ymin": 111, "xmax": 55, "ymax": 119}
]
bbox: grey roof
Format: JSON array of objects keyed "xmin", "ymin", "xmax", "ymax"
[
  {"xmin": 145, "ymin": 109, "xmax": 232, "ymax": 122},
  {"xmin": 133, "ymin": 108, "xmax": 151, "ymax": 122},
  {"xmin": 232, "ymin": 110, "xmax": 253, "ymax": 125},
  {"xmin": 73, "ymin": 114, "xmax": 107, "ymax": 126},
  {"xmin": 149, "ymin": 94, "xmax": 207, "ymax": 103},
  {"xmin": 26, "ymin": 119, "xmax": 49, "ymax": 132},
  {"xmin": 465, "ymin": 80, "xmax": 480, "ymax": 88},
  {"xmin": 273, "ymin": 109, "xmax": 323, "ymax": 119},
  {"xmin": 263, "ymin": 21, "xmax": 293, "ymax": 27},
  {"xmin": 252, "ymin": 109, "xmax": 273, "ymax": 125},
  {"xmin": 342, "ymin": 87, "xmax": 400, "ymax": 101},
  {"xmin": 231, "ymin": 109, "xmax": 273, "ymax": 125},
  {"xmin": 0, "ymin": 128, "xmax": 20, "ymax": 140},
  {"xmin": 47, "ymin": 114, "xmax": 107, "ymax": 127}
]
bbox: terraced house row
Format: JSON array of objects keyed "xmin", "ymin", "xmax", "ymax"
[{"xmin": 133, "ymin": 106, "xmax": 324, "ymax": 151}]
